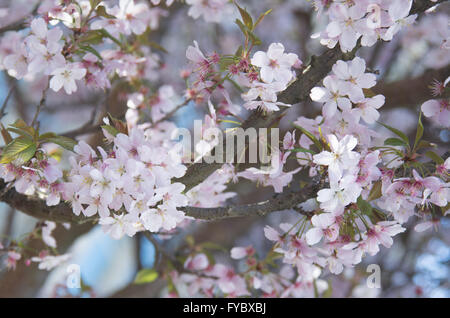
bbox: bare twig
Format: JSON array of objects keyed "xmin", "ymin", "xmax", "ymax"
[
  {"xmin": 30, "ymin": 80, "xmax": 50, "ymax": 128},
  {"xmin": 0, "ymin": 86, "xmax": 14, "ymax": 119},
  {"xmin": 149, "ymin": 99, "xmax": 190, "ymax": 128}
]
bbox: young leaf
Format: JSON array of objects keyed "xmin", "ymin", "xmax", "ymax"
[
  {"xmin": 148, "ymin": 41, "xmax": 168, "ymax": 54},
  {"xmin": 234, "ymin": 45, "xmax": 243, "ymax": 58},
  {"xmin": 96, "ymin": 5, "xmax": 116, "ymax": 19},
  {"xmin": 367, "ymin": 180, "xmax": 382, "ymax": 202},
  {"xmin": 89, "ymin": 0, "xmax": 101, "ymax": 8},
  {"xmin": 254, "ymin": 9, "xmax": 272, "ymax": 29},
  {"xmin": 415, "ymin": 140, "xmax": 436, "ymax": 151},
  {"xmin": 0, "ymin": 136, "xmax": 37, "ymax": 164},
  {"xmin": 291, "ymin": 147, "xmax": 316, "ymax": 155},
  {"xmin": 8, "ymin": 119, "xmax": 35, "ymax": 139},
  {"xmin": 234, "ymin": 2, "xmax": 253, "ymax": 29},
  {"xmin": 0, "ymin": 123, "xmax": 13, "ymax": 145},
  {"xmin": 134, "ymin": 269, "xmax": 158, "ymax": 284},
  {"xmin": 413, "ymin": 112, "xmax": 423, "ymax": 151},
  {"xmin": 107, "ymin": 113, "xmax": 128, "ymax": 135},
  {"xmin": 247, "ymin": 29, "xmax": 262, "ymax": 45},
  {"xmin": 78, "ymin": 30, "xmax": 105, "ymax": 45},
  {"xmin": 101, "ymin": 125, "xmax": 119, "ymax": 137},
  {"xmin": 293, "ymin": 124, "xmax": 322, "ymax": 151},
  {"xmin": 378, "ymin": 122, "xmax": 409, "ymax": 147},
  {"xmin": 425, "ymin": 151, "xmax": 444, "ymax": 164},
  {"xmin": 384, "ymin": 137, "xmax": 407, "ymax": 147},
  {"xmin": 42, "ymin": 136, "xmax": 77, "ymax": 151},
  {"xmin": 79, "ymin": 45, "xmax": 103, "ymax": 61},
  {"xmin": 219, "ymin": 56, "xmax": 237, "ymax": 72},
  {"xmin": 357, "ymin": 196, "xmax": 373, "ymax": 216},
  {"xmin": 98, "ymin": 29, "xmax": 122, "ymax": 47},
  {"xmin": 235, "ymin": 19, "xmax": 247, "ymax": 36}
]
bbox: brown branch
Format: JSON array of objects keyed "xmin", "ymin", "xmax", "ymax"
[
  {"xmin": 30, "ymin": 80, "xmax": 50, "ymax": 128},
  {"xmin": 0, "ymin": 180, "xmax": 96, "ymax": 224},
  {"xmin": 0, "ymin": 86, "xmax": 14, "ymax": 119},
  {"xmin": 181, "ymin": 187, "xmax": 315, "ymax": 220},
  {"xmin": 0, "ymin": 176, "xmax": 316, "ymax": 224}
]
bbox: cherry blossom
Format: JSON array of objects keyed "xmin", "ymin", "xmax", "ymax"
[
  {"xmin": 251, "ymin": 43, "xmax": 299, "ymax": 85},
  {"xmin": 313, "ymin": 134, "xmax": 360, "ymax": 183},
  {"xmin": 421, "ymin": 99, "xmax": 450, "ymax": 127},
  {"xmin": 305, "ymin": 213, "xmax": 339, "ymax": 245},
  {"xmin": 50, "ymin": 63, "xmax": 87, "ymax": 95}
]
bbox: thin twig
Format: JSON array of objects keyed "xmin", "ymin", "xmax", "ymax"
[
  {"xmin": 149, "ymin": 99, "xmax": 190, "ymax": 128},
  {"xmin": 31, "ymin": 80, "xmax": 50, "ymax": 128},
  {"xmin": 0, "ymin": 86, "xmax": 14, "ymax": 119}
]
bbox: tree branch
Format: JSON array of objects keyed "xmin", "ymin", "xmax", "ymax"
[{"xmin": 182, "ymin": 186, "xmax": 315, "ymax": 220}]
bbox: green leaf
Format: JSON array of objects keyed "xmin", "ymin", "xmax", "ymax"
[
  {"xmin": 107, "ymin": 113, "xmax": 128, "ymax": 135},
  {"xmin": 89, "ymin": 0, "xmax": 101, "ymax": 8},
  {"xmin": 134, "ymin": 269, "xmax": 158, "ymax": 285},
  {"xmin": 291, "ymin": 147, "xmax": 316, "ymax": 155},
  {"xmin": 235, "ymin": 2, "xmax": 253, "ymax": 29},
  {"xmin": 415, "ymin": 140, "xmax": 436, "ymax": 151},
  {"xmin": 1, "ymin": 123, "xmax": 13, "ymax": 145},
  {"xmin": 378, "ymin": 122, "xmax": 409, "ymax": 148},
  {"xmin": 357, "ymin": 196, "xmax": 373, "ymax": 216},
  {"xmin": 219, "ymin": 56, "xmax": 236, "ymax": 72},
  {"xmin": 78, "ymin": 30, "xmax": 105, "ymax": 45},
  {"xmin": 367, "ymin": 180, "xmax": 382, "ymax": 202},
  {"xmin": 8, "ymin": 119, "xmax": 35, "ymax": 139},
  {"xmin": 148, "ymin": 41, "xmax": 168, "ymax": 54},
  {"xmin": 293, "ymin": 124, "xmax": 322, "ymax": 151},
  {"xmin": 38, "ymin": 132, "xmax": 57, "ymax": 139},
  {"xmin": 413, "ymin": 112, "xmax": 423, "ymax": 151},
  {"xmin": 234, "ymin": 45, "xmax": 243, "ymax": 58},
  {"xmin": 101, "ymin": 125, "xmax": 119, "ymax": 137},
  {"xmin": 98, "ymin": 29, "xmax": 122, "ymax": 47},
  {"xmin": 0, "ymin": 136, "xmax": 37, "ymax": 164},
  {"xmin": 79, "ymin": 45, "xmax": 103, "ymax": 60},
  {"xmin": 384, "ymin": 137, "xmax": 407, "ymax": 147},
  {"xmin": 96, "ymin": 5, "xmax": 116, "ymax": 19},
  {"xmin": 247, "ymin": 29, "xmax": 262, "ymax": 45},
  {"xmin": 42, "ymin": 135, "xmax": 77, "ymax": 151},
  {"xmin": 235, "ymin": 19, "xmax": 247, "ymax": 36},
  {"xmin": 425, "ymin": 151, "xmax": 444, "ymax": 164},
  {"xmin": 254, "ymin": 9, "xmax": 272, "ymax": 29}
]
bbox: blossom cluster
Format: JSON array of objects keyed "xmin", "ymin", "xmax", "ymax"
[
  {"xmin": 242, "ymin": 43, "xmax": 301, "ymax": 112},
  {"xmin": 314, "ymin": 0, "xmax": 418, "ymax": 52},
  {"xmin": 0, "ymin": 0, "xmax": 166, "ymax": 95},
  {"xmin": 169, "ymin": 249, "xmax": 324, "ymax": 298},
  {"xmin": 310, "ymin": 56, "xmax": 382, "ymax": 123},
  {"xmin": 62, "ymin": 126, "xmax": 189, "ymax": 238},
  {"xmin": 0, "ymin": 150, "xmax": 64, "ymax": 206},
  {"xmin": 0, "ymin": 0, "xmax": 448, "ymax": 297}
]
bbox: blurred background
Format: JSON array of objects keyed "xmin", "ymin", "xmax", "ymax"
[{"xmin": 0, "ymin": 0, "xmax": 448, "ymax": 297}]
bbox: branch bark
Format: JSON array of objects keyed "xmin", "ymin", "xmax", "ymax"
[{"xmin": 181, "ymin": 186, "xmax": 315, "ymax": 220}]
